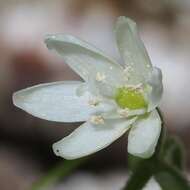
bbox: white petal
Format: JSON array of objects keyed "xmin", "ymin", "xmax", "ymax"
[
  {"xmin": 115, "ymin": 17, "xmax": 152, "ymax": 84},
  {"xmin": 95, "ymin": 81, "xmax": 117, "ymax": 98},
  {"xmin": 53, "ymin": 117, "xmax": 137, "ymax": 159},
  {"xmin": 45, "ymin": 35, "xmax": 124, "ymax": 89},
  {"xmin": 128, "ymin": 110, "xmax": 161, "ymax": 158},
  {"xmin": 13, "ymin": 81, "xmax": 114, "ymax": 122},
  {"xmin": 147, "ymin": 67, "xmax": 163, "ymax": 111},
  {"xmin": 75, "ymin": 83, "xmax": 87, "ymax": 96}
]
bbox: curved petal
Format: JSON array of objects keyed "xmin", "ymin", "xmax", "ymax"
[
  {"xmin": 13, "ymin": 81, "xmax": 114, "ymax": 122},
  {"xmin": 128, "ymin": 110, "xmax": 161, "ymax": 158},
  {"xmin": 147, "ymin": 67, "xmax": 163, "ymax": 111},
  {"xmin": 53, "ymin": 117, "xmax": 137, "ymax": 159},
  {"xmin": 45, "ymin": 35, "xmax": 125, "ymax": 89},
  {"xmin": 115, "ymin": 17, "xmax": 152, "ymax": 84}
]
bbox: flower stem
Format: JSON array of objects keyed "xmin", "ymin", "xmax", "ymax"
[
  {"xmin": 122, "ymin": 159, "xmax": 154, "ymax": 190},
  {"xmin": 123, "ymin": 108, "xmax": 190, "ymax": 190},
  {"xmin": 31, "ymin": 157, "xmax": 88, "ymax": 190}
]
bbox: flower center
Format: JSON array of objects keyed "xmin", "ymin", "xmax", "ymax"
[{"xmin": 115, "ymin": 86, "xmax": 147, "ymax": 110}]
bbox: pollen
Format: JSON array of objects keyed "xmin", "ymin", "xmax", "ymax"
[
  {"xmin": 117, "ymin": 108, "xmax": 129, "ymax": 118},
  {"xmin": 88, "ymin": 98, "xmax": 100, "ymax": 106},
  {"xmin": 90, "ymin": 115, "xmax": 105, "ymax": 125},
  {"xmin": 96, "ymin": 72, "xmax": 106, "ymax": 82},
  {"xmin": 146, "ymin": 64, "xmax": 151, "ymax": 68},
  {"xmin": 124, "ymin": 66, "xmax": 132, "ymax": 74},
  {"xmin": 126, "ymin": 83, "xmax": 143, "ymax": 91},
  {"xmin": 123, "ymin": 66, "xmax": 133, "ymax": 81},
  {"xmin": 115, "ymin": 86, "xmax": 147, "ymax": 110}
]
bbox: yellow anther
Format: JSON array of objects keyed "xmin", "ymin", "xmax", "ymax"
[
  {"xmin": 88, "ymin": 99, "xmax": 100, "ymax": 106},
  {"xmin": 96, "ymin": 72, "xmax": 106, "ymax": 82},
  {"xmin": 90, "ymin": 115, "xmax": 105, "ymax": 125}
]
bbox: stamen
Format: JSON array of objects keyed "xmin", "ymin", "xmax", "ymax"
[
  {"xmin": 124, "ymin": 66, "xmax": 133, "ymax": 73},
  {"xmin": 125, "ymin": 83, "xmax": 143, "ymax": 90},
  {"xmin": 90, "ymin": 115, "xmax": 105, "ymax": 125},
  {"xmin": 96, "ymin": 72, "xmax": 106, "ymax": 82},
  {"xmin": 117, "ymin": 108, "xmax": 129, "ymax": 118},
  {"xmin": 88, "ymin": 98, "xmax": 100, "ymax": 106},
  {"xmin": 123, "ymin": 66, "xmax": 133, "ymax": 81},
  {"xmin": 146, "ymin": 64, "xmax": 151, "ymax": 68}
]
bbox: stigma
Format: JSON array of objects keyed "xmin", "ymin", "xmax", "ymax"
[{"xmin": 115, "ymin": 85, "xmax": 147, "ymax": 110}]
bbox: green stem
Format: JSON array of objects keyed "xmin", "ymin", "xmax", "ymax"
[
  {"xmin": 155, "ymin": 107, "xmax": 167, "ymax": 157},
  {"xmin": 31, "ymin": 157, "xmax": 88, "ymax": 190},
  {"xmin": 124, "ymin": 108, "xmax": 190, "ymax": 190},
  {"xmin": 122, "ymin": 159, "xmax": 154, "ymax": 190}
]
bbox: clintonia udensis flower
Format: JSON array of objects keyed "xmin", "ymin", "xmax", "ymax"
[{"xmin": 13, "ymin": 17, "xmax": 163, "ymax": 160}]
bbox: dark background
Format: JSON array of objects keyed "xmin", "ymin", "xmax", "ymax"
[{"xmin": 0, "ymin": 0, "xmax": 190, "ymax": 189}]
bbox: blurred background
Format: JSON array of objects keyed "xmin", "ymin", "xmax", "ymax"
[{"xmin": 0, "ymin": 0, "xmax": 190, "ymax": 189}]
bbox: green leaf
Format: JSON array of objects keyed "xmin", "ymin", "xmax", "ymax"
[{"xmin": 31, "ymin": 157, "xmax": 88, "ymax": 190}]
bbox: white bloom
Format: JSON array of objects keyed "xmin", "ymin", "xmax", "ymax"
[{"xmin": 13, "ymin": 17, "xmax": 163, "ymax": 160}]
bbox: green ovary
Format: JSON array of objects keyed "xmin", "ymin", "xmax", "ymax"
[{"xmin": 115, "ymin": 87, "xmax": 147, "ymax": 109}]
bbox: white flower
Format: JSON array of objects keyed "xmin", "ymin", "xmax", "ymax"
[{"xmin": 13, "ymin": 17, "xmax": 163, "ymax": 160}]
